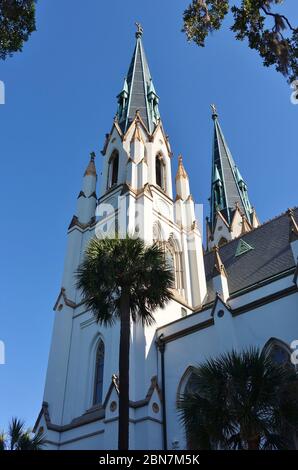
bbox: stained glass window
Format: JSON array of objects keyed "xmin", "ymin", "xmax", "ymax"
[{"xmin": 93, "ymin": 340, "xmax": 105, "ymax": 405}]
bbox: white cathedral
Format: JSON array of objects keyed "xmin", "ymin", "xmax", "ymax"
[{"xmin": 34, "ymin": 27, "xmax": 298, "ymax": 450}]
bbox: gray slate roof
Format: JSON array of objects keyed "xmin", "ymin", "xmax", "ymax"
[
  {"xmin": 204, "ymin": 208, "xmax": 297, "ymax": 301},
  {"xmin": 119, "ymin": 36, "xmax": 157, "ymax": 133}
]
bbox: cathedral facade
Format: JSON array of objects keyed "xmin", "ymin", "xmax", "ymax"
[{"xmin": 34, "ymin": 28, "xmax": 298, "ymax": 450}]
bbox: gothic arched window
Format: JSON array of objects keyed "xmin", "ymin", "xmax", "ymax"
[
  {"xmin": 153, "ymin": 221, "xmax": 165, "ymax": 244},
  {"xmin": 262, "ymin": 339, "xmax": 297, "ymax": 449},
  {"xmin": 263, "ymin": 338, "xmax": 293, "ymax": 369},
  {"xmin": 156, "ymin": 154, "xmax": 165, "ymax": 190},
  {"xmin": 184, "ymin": 372, "xmax": 197, "ymax": 394},
  {"xmin": 177, "ymin": 367, "xmax": 197, "ymax": 450},
  {"xmin": 165, "ymin": 248, "xmax": 176, "ymax": 287},
  {"xmin": 270, "ymin": 345, "xmax": 290, "ymax": 365},
  {"xmin": 108, "ymin": 150, "xmax": 119, "ymax": 189},
  {"xmin": 165, "ymin": 240, "xmax": 184, "ymax": 291},
  {"xmin": 93, "ymin": 340, "xmax": 105, "ymax": 405}
]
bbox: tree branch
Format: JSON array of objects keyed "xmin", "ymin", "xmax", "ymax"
[{"xmin": 261, "ymin": 6, "xmax": 296, "ymax": 32}]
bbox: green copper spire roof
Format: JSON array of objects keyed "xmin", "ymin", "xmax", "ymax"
[
  {"xmin": 210, "ymin": 105, "xmax": 253, "ymax": 229},
  {"xmin": 116, "ymin": 24, "xmax": 160, "ymax": 133}
]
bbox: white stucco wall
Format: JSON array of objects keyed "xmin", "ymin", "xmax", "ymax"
[{"xmin": 160, "ymin": 287, "xmax": 298, "ymax": 450}]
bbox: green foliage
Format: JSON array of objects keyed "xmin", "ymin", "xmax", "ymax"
[
  {"xmin": 0, "ymin": 0, "xmax": 36, "ymax": 60},
  {"xmin": 183, "ymin": 0, "xmax": 229, "ymax": 47},
  {"xmin": 177, "ymin": 348, "xmax": 298, "ymax": 450},
  {"xmin": 76, "ymin": 236, "xmax": 174, "ymax": 326},
  {"xmin": 0, "ymin": 417, "xmax": 45, "ymax": 450},
  {"xmin": 183, "ymin": 0, "xmax": 298, "ymax": 82}
]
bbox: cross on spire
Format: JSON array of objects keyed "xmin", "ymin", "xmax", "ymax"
[
  {"xmin": 135, "ymin": 22, "xmax": 143, "ymax": 38},
  {"xmin": 211, "ymin": 103, "xmax": 218, "ymax": 119}
]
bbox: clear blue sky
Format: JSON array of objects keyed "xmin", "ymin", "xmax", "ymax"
[{"xmin": 0, "ymin": 1, "xmax": 297, "ymax": 431}]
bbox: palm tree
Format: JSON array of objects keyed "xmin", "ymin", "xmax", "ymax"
[
  {"xmin": 76, "ymin": 236, "xmax": 174, "ymax": 450},
  {"xmin": 177, "ymin": 348, "xmax": 298, "ymax": 450},
  {"xmin": 0, "ymin": 418, "xmax": 45, "ymax": 450}
]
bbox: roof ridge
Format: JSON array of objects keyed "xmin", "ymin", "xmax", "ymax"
[
  {"xmin": 205, "ymin": 206, "xmax": 298, "ymax": 255},
  {"xmin": 256, "ymin": 206, "xmax": 298, "ymax": 230}
]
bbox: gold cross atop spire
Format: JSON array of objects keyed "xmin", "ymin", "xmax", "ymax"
[
  {"xmin": 211, "ymin": 103, "xmax": 218, "ymax": 119},
  {"xmin": 135, "ymin": 22, "xmax": 143, "ymax": 38}
]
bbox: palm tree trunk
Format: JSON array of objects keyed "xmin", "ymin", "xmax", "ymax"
[{"xmin": 118, "ymin": 291, "xmax": 130, "ymax": 450}]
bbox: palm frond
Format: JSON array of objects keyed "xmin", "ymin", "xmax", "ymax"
[
  {"xmin": 76, "ymin": 236, "xmax": 174, "ymax": 326},
  {"xmin": 8, "ymin": 417, "xmax": 24, "ymax": 450},
  {"xmin": 15, "ymin": 428, "xmax": 46, "ymax": 450},
  {"xmin": 30, "ymin": 428, "xmax": 46, "ymax": 450},
  {"xmin": 177, "ymin": 348, "xmax": 298, "ymax": 450}
]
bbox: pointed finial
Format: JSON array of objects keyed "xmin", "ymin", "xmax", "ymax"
[
  {"xmin": 211, "ymin": 103, "xmax": 218, "ymax": 120},
  {"xmin": 148, "ymin": 78, "xmax": 156, "ymax": 98},
  {"xmin": 213, "ymin": 245, "xmax": 227, "ymax": 277},
  {"xmin": 287, "ymin": 208, "xmax": 298, "ymax": 240},
  {"xmin": 135, "ymin": 22, "xmax": 143, "ymax": 38},
  {"xmin": 234, "ymin": 165, "xmax": 244, "ymax": 183},
  {"xmin": 241, "ymin": 214, "xmax": 251, "ymax": 235},
  {"xmin": 176, "ymin": 154, "xmax": 188, "ymax": 180},
  {"xmin": 84, "ymin": 152, "xmax": 97, "ymax": 176},
  {"xmin": 213, "ymin": 164, "xmax": 222, "ymax": 183},
  {"xmin": 119, "ymin": 77, "xmax": 128, "ymax": 96}
]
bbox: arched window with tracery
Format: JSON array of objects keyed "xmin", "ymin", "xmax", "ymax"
[
  {"xmin": 165, "ymin": 246, "xmax": 175, "ymax": 280},
  {"xmin": 262, "ymin": 338, "xmax": 297, "ymax": 449},
  {"xmin": 108, "ymin": 150, "xmax": 119, "ymax": 189},
  {"xmin": 93, "ymin": 339, "xmax": 105, "ymax": 405},
  {"xmin": 166, "ymin": 238, "xmax": 184, "ymax": 292},
  {"xmin": 263, "ymin": 338, "xmax": 293, "ymax": 369},
  {"xmin": 153, "ymin": 221, "xmax": 165, "ymax": 244},
  {"xmin": 177, "ymin": 367, "xmax": 197, "ymax": 450}
]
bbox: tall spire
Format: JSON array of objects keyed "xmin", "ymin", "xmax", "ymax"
[
  {"xmin": 116, "ymin": 23, "xmax": 160, "ymax": 134},
  {"xmin": 75, "ymin": 152, "xmax": 97, "ymax": 225},
  {"xmin": 210, "ymin": 105, "xmax": 253, "ymax": 230}
]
